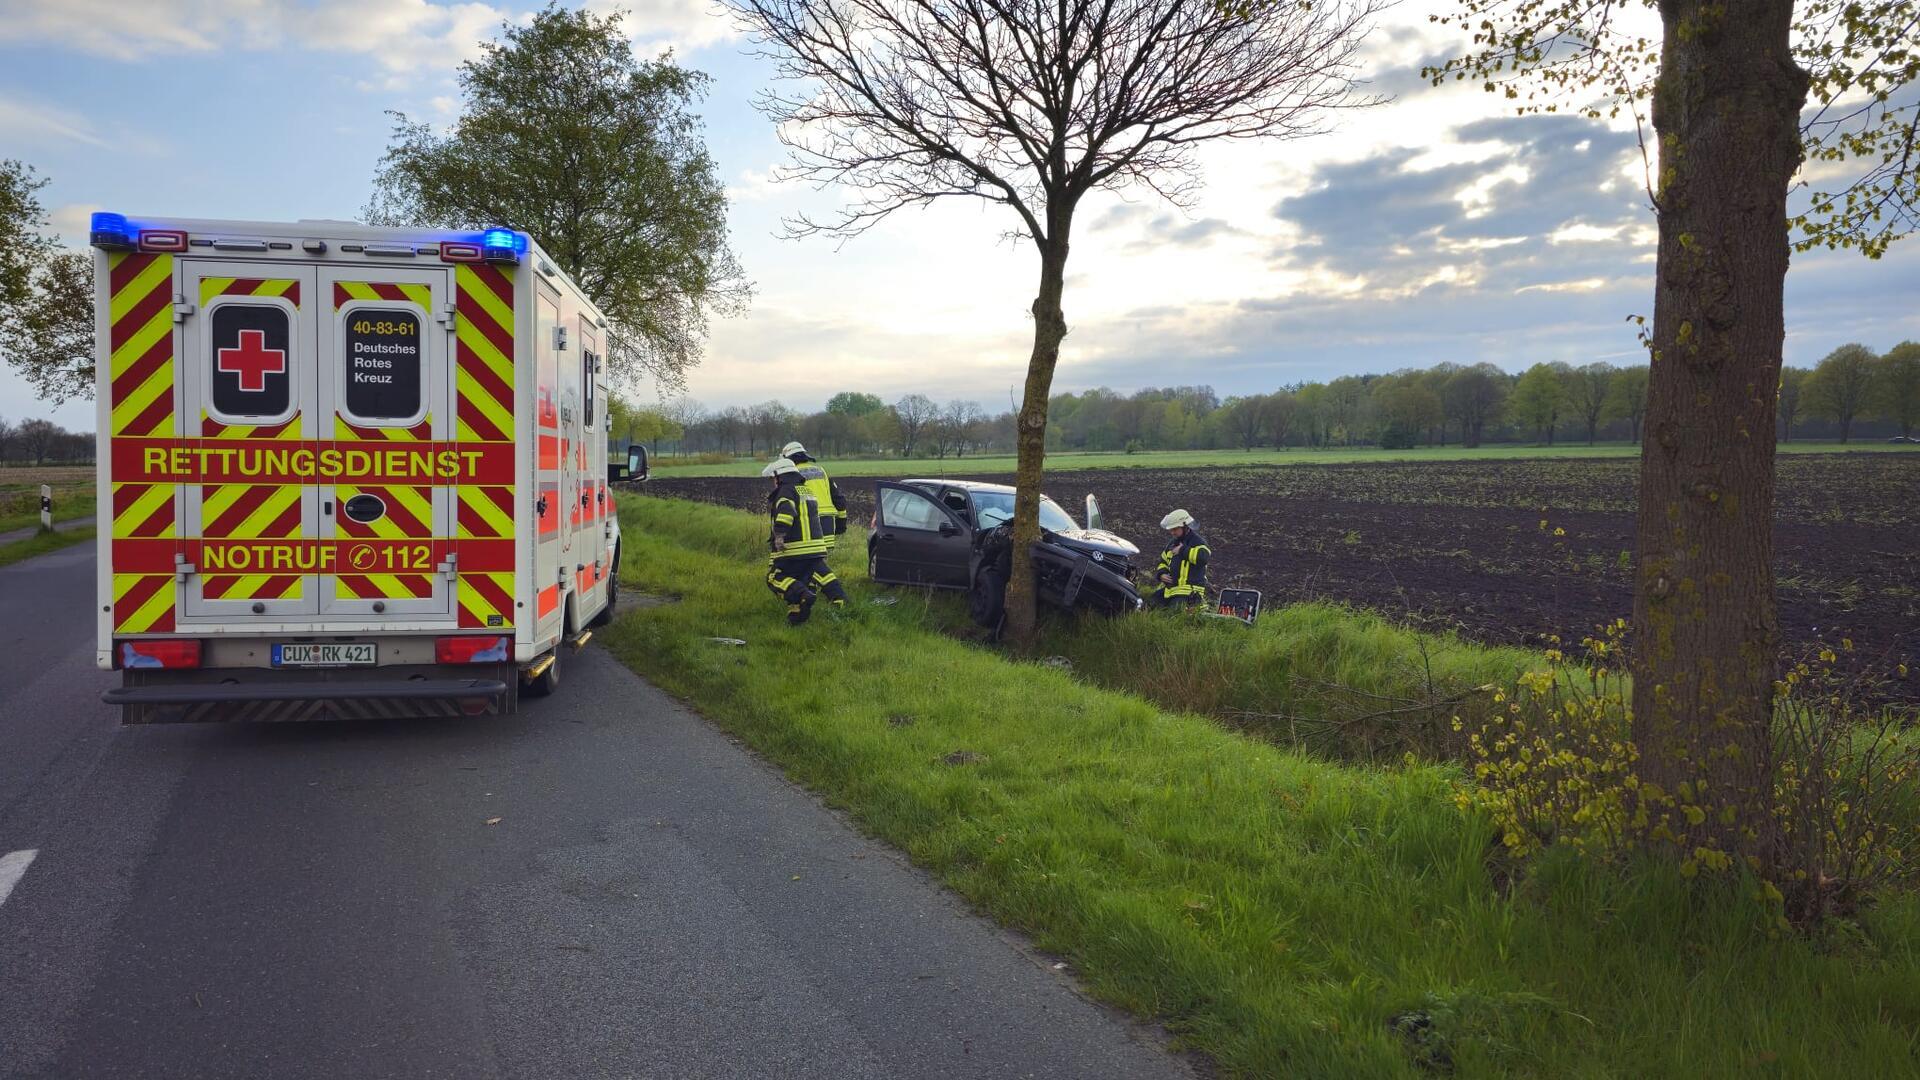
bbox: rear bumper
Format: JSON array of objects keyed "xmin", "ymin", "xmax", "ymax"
[
  {"xmin": 103, "ymin": 678, "xmax": 508, "ymax": 705},
  {"xmin": 108, "ymin": 663, "xmax": 516, "ymax": 723}
]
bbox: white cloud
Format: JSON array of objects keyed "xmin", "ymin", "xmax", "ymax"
[
  {"xmin": 48, "ymin": 203, "xmax": 103, "ymax": 247},
  {"xmin": 1516, "ymin": 278, "xmax": 1611, "ymax": 294},
  {"xmin": 587, "ymin": 0, "xmax": 740, "ymax": 52},
  {"xmin": 1550, "ymin": 222, "xmax": 1625, "ymax": 244},
  {"xmin": 0, "ymin": 97, "xmax": 107, "ymax": 147},
  {"xmin": 0, "ymin": 0, "xmax": 511, "ymax": 77}
]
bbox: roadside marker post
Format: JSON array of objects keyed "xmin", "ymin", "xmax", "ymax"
[{"xmin": 40, "ymin": 485, "xmax": 52, "ymax": 531}]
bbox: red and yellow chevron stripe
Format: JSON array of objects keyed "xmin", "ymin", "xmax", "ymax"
[
  {"xmin": 334, "ymin": 281, "xmax": 430, "ymax": 309},
  {"xmin": 201, "ymin": 276, "xmax": 300, "ymax": 306},
  {"xmin": 453, "ymin": 263, "xmax": 516, "ymax": 629},
  {"xmin": 192, "ymin": 276, "xmax": 307, "ymax": 604},
  {"xmin": 200, "ymin": 410, "xmax": 305, "ymax": 602},
  {"xmin": 332, "ymin": 415, "xmax": 437, "ymax": 600},
  {"xmin": 109, "ymin": 251, "xmax": 178, "ymax": 633}
]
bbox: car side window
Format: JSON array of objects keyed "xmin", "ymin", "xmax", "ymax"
[{"xmin": 880, "ymin": 488, "xmax": 946, "ymax": 531}]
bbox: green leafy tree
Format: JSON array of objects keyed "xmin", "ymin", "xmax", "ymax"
[
  {"xmin": 727, "ymin": 0, "xmax": 1385, "ymax": 647},
  {"xmin": 1442, "ymin": 364, "xmax": 1509, "ymax": 448},
  {"xmin": 366, "ymin": 4, "xmax": 747, "ymax": 388},
  {"xmin": 1430, "ymin": 0, "xmax": 1920, "ymax": 869},
  {"xmin": 2, "ymin": 251, "xmax": 93, "ymax": 404},
  {"xmin": 1808, "ymin": 343, "xmax": 1877, "ymax": 442},
  {"xmin": 1564, "ymin": 361, "xmax": 1617, "ymax": 444},
  {"xmin": 1603, "ymin": 365, "xmax": 1650, "ymax": 442},
  {"xmin": 1874, "ymin": 341, "xmax": 1920, "ymax": 438},
  {"xmin": 1510, "ymin": 363, "xmax": 1569, "ymax": 444},
  {"xmin": 0, "ymin": 160, "xmax": 53, "ymax": 314},
  {"xmin": 608, "ymin": 394, "xmax": 685, "ymax": 453},
  {"xmin": 824, "ymin": 391, "xmax": 885, "ymax": 417},
  {"xmin": 1776, "ymin": 366, "xmax": 1810, "ymax": 442}
]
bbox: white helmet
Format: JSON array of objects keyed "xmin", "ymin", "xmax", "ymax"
[
  {"xmin": 1160, "ymin": 509, "xmax": 1194, "ymax": 530},
  {"xmin": 780, "ymin": 441, "xmax": 807, "ymax": 458},
  {"xmin": 761, "ymin": 456, "xmax": 801, "ymax": 478}
]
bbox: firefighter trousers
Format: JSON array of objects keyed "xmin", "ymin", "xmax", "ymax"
[{"xmin": 767, "ymin": 555, "xmax": 847, "ymax": 625}]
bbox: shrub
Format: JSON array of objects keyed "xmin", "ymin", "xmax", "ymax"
[{"xmin": 1454, "ymin": 624, "xmax": 1919, "ymax": 925}]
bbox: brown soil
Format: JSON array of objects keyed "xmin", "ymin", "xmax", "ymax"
[{"xmin": 648, "ymin": 454, "xmax": 1920, "ymax": 700}]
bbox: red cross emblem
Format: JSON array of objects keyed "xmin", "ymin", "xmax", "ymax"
[{"xmin": 217, "ymin": 329, "xmax": 286, "ymax": 392}]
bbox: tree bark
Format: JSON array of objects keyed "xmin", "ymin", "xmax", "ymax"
[
  {"xmin": 1004, "ymin": 220, "xmax": 1072, "ymax": 650},
  {"xmin": 1633, "ymin": 0, "xmax": 1807, "ymax": 864}
]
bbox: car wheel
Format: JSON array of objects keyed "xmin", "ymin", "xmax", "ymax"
[
  {"xmin": 868, "ymin": 541, "xmax": 880, "ymax": 580},
  {"xmin": 969, "ymin": 567, "xmax": 1007, "ymax": 628},
  {"xmin": 523, "ymin": 643, "xmax": 561, "ymax": 698}
]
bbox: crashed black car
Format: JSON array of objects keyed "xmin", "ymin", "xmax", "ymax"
[{"xmin": 867, "ymin": 479, "xmax": 1143, "ymax": 627}]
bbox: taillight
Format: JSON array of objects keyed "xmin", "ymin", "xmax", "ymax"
[
  {"xmin": 117, "ymin": 639, "xmax": 203, "ymax": 669},
  {"xmin": 436, "ymin": 635, "xmax": 509, "ymax": 664},
  {"xmin": 139, "ymin": 229, "xmax": 188, "ymax": 252},
  {"xmin": 439, "ymin": 242, "xmax": 482, "ymax": 262}
]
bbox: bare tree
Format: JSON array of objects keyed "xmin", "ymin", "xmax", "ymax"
[
  {"xmin": 0, "ymin": 416, "xmax": 14, "ymax": 463},
  {"xmin": 727, "ymin": 0, "xmax": 1384, "ymax": 645},
  {"xmin": 893, "ymin": 393, "xmax": 936, "ymax": 457},
  {"xmin": 16, "ymin": 418, "xmax": 60, "ymax": 465}
]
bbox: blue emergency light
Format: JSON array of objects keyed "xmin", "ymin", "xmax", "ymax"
[
  {"xmin": 90, "ymin": 211, "xmax": 136, "ymax": 251},
  {"xmin": 480, "ymin": 227, "xmax": 526, "ymax": 264}
]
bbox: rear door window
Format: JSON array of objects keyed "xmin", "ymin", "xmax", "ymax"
[
  {"xmin": 340, "ymin": 306, "xmax": 423, "ymax": 422},
  {"xmin": 208, "ymin": 302, "xmax": 294, "ymax": 420}
]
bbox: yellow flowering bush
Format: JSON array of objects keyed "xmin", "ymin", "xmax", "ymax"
[{"xmin": 1454, "ymin": 623, "xmax": 1919, "ymax": 925}]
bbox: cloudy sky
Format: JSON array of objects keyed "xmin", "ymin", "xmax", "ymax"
[{"xmin": 2, "ymin": 0, "xmax": 1916, "ymax": 428}]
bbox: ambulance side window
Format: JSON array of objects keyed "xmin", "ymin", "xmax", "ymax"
[
  {"xmin": 340, "ymin": 305, "xmax": 424, "ymax": 424},
  {"xmin": 581, "ymin": 348, "xmax": 597, "ymax": 430},
  {"xmin": 207, "ymin": 301, "xmax": 295, "ymax": 422}
]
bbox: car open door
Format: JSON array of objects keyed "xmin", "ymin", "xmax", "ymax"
[{"xmin": 870, "ymin": 482, "xmax": 971, "ymax": 587}]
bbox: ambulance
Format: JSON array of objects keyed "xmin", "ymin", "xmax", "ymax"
[{"xmin": 90, "ymin": 214, "xmax": 639, "ymax": 722}]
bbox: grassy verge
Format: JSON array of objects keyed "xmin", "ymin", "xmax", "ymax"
[
  {"xmin": 0, "ymin": 524, "xmax": 95, "ymax": 567},
  {"xmin": 649, "ymin": 441, "xmax": 1919, "ymax": 478},
  {"xmin": 0, "ymin": 486, "xmax": 95, "ymax": 535},
  {"xmin": 603, "ymin": 495, "xmax": 1920, "ymax": 1078}
]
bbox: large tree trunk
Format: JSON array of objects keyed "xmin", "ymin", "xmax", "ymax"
[
  {"xmin": 1004, "ymin": 225, "xmax": 1072, "ymax": 649},
  {"xmin": 1633, "ymin": 0, "xmax": 1807, "ymax": 865}
]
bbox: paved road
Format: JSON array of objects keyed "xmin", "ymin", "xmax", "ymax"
[
  {"xmin": 0, "ymin": 545, "xmax": 1192, "ymax": 1080},
  {"xmin": 0, "ymin": 516, "xmax": 88, "ymax": 547}
]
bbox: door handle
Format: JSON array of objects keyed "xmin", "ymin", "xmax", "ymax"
[
  {"xmin": 879, "ymin": 532, "xmax": 895, "ymax": 541},
  {"xmin": 324, "ymin": 500, "xmax": 334, "ymax": 515}
]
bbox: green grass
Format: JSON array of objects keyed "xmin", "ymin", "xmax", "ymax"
[
  {"xmin": 0, "ymin": 524, "xmax": 95, "ymax": 567},
  {"xmin": 601, "ymin": 494, "xmax": 1920, "ymax": 1079},
  {"xmin": 650, "ymin": 441, "xmax": 1920, "ymax": 478},
  {"xmin": 0, "ymin": 486, "xmax": 95, "ymax": 536},
  {"xmin": 1020, "ymin": 602, "xmax": 1539, "ymax": 762}
]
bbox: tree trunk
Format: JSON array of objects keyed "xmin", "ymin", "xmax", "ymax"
[
  {"xmin": 1633, "ymin": 0, "xmax": 1807, "ymax": 865},
  {"xmin": 1004, "ymin": 225, "xmax": 1072, "ymax": 650}
]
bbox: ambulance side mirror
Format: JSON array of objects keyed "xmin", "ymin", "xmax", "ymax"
[{"xmin": 611, "ymin": 444, "xmax": 647, "ymax": 484}]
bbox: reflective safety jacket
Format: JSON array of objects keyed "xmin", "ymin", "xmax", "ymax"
[
  {"xmin": 769, "ymin": 479, "xmax": 833, "ymax": 558},
  {"xmin": 1155, "ymin": 528, "xmax": 1211, "ymax": 598},
  {"xmin": 793, "ymin": 458, "xmax": 846, "ymax": 543}
]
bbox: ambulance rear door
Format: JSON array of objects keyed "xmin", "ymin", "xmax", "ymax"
[
  {"xmin": 177, "ymin": 262, "xmax": 321, "ymax": 620},
  {"xmin": 316, "ymin": 266, "xmax": 456, "ymax": 619}
]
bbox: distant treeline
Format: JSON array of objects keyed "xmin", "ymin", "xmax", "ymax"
[
  {"xmin": 632, "ymin": 342, "xmax": 1920, "ymax": 458},
  {"xmin": 0, "ymin": 417, "xmax": 92, "ymax": 465}
]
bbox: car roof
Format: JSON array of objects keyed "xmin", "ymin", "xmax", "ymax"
[
  {"xmin": 900, "ymin": 479, "xmax": 1061, "ymax": 498},
  {"xmin": 903, "ymin": 478, "xmax": 1009, "ymax": 493}
]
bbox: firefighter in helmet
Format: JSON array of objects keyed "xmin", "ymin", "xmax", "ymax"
[
  {"xmin": 1149, "ymin": 509, "xmax": 1211, "ymax": 609},
  {"xmin": 781, "ymin": 440, "xmax": 847, "ymax": 595},
  {"xmin": 764, "ymin": 456, "xmax": 848, "ymax": 624}
]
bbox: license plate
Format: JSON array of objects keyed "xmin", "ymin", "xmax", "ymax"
[{"xmin": 272, "ymin": 643, "xmax": 376, "ymax": 667}]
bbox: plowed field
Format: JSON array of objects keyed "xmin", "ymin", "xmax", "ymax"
[{"xmin": 646, "ymin": 453, "xmax": 1919, "ymax": 698}]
